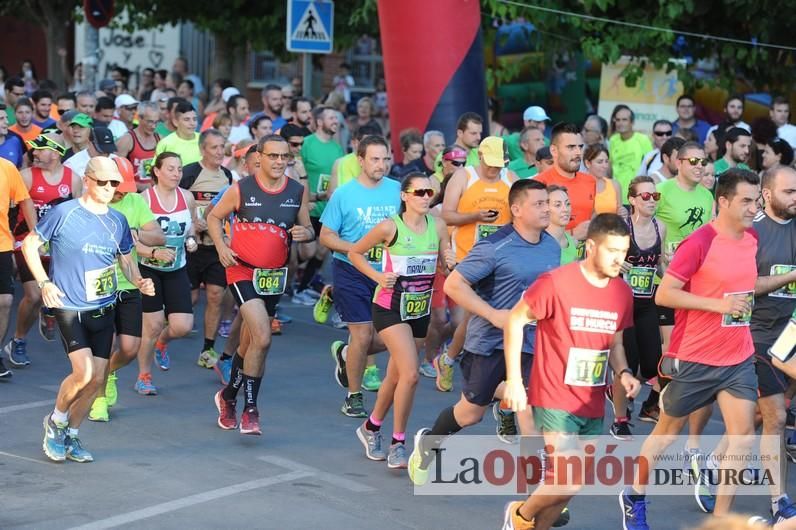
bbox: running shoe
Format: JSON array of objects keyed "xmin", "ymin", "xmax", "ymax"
[
  {"xmin": 275, "ymin": 310, "xmax": 292, "ymax": 324},
  {"xmin": 39, "ymin": 307, "xmax": 57, "ymax": 342},
  {"xmin": 684, "ymin": 448, "xmax": 703, "ymax": 472},
  {"xmin": 313, "ymin": 285, "xmax": 334, "ymax": 322},
  {"xmin": 330, "ymin": 310, "xmax": 347, "ymax": 329},
  {"xmin": 197, "ymin": 347, "xmax": 219, "ymax": 369},
  {"xmin": 387, "ymin": 443, "xmax": 408, "ymax": 469},
  {"xmin": 418, "ymin": 360, "xmax": 436, "ymax": 378},
  {"xmin": 218, "ymin": 319, "xmax": 232, "ymax": 338},
  {"xmin": 292, "ymin": 290, "xmax": 317, "ymax": 306},
  {"xmin": 214, "ymin": 356, "xmax": 232, "ymax": 385},
  {"xmin": 331, "ymin": 340, "xmax": 348, "ymax": 388},
  {"xmin": 609, "ymin": 420, "xmax": 634, "ymax": 441},
  {"xmin": 155, "ymin": 342, "xmax": 170, "ymax": 371},
  {"xmin": 408, "ymin": 428, "xmax": 431, "ymax": 486},
  {"xmin": 553, "ymin": 506, "xmax": 570, "ymax": 527},
  {"xmin": 748, "ymin": 516, "xmax": 772, "ymax": 526},
  {"xmin": 433, "ymin": 353, "xmax": 454, "ymax": 392},
  {"xmin": 618, "ymin": 489, "xmax": 650, "ymax": 530},
  {"xmin": 134, "ymin": 373, "xmax": 158, "ymax": 395},
  {"xmin": 270, "ymin": 318, "xmax": 282, "ymax": 336},
  {"xmin": 0, "ymin": 357, "xmax": 11, "ymax": 379},
  {"xmin": 692, "ymin": 455, "xmax": 716, "ymax": 514},
  {"xmin": 362, "ymin": 365, "xmax": 382, "ymax": 392},
  {"xmin": 240, "ymin": 406, "xmax": 262, "ymax": 435},
  {"xmin": 42, "ymin": 414, "xmax": 66, "ymax": 462},
  {"xmin": 215, "ymin": 390, "xmax": 238, "ymax": 430},
  {"xmin": 637, "ymin": 404, "xmax": 659, "ymax": 424},
  {"xmin": 493, "ymin": 402, "xmax": 518, "ymax": 444},
  {"xmin": 105, "ymin": 371, "xmax": 118, "ymax": 407},
  {"xmin": 341, "ymin": 393, "xmax": 367, "ymax": 418},
  {"xmin": 772, "ymin": 495, "xmax": 796, "ymax": 522},
  {"xmin": 502, "ymin": 500, "xmax": 534, "ymax": 530},
  {"xmin": 5, "ymin": 338, "xmax": 29, "ymax": 367},
  {"xmin": 356, "ymin": 422, "xmax": 386, "ymax": 461},
  {"xmin": 88, "ymin": 397, "xmax": 109, "ymax": 422},
  {"xmin": 65, "ymin": 435, "xmax": 94, "ymax": 463}
]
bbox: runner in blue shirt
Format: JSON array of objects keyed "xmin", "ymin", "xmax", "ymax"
[{"xmin": 21, "ymin": 156, "xmax": 154, "ymax": 463}]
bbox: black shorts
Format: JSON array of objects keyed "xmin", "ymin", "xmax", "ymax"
[
  {"xmin": 140, "ymin": 265, "xmax": 193, "ymax": 315},
  {"xmin": 114, "ymin": 290, "xmax": 143, "ymax": 337},
  {"xmin": 657, "ymin": 305, "xmax": 675, "ymax": 327},
  {"xmin": 229, "ymin": 280, "xmax": 278, "ymax": 316},
  {"xmin": 623, "ymin": 299, "xmax": 662, "ymax": 380},
  {"xmin": 460, "ymin": 349, "xmax": 533, "ymax": 407},
  {"xmin": 372, "ymin": 303, "xmax": 430, "ymax": 338},
  {"xmin": 310, "ymin": 216, "xmax": 322, "ymax": 238},
  {"xmin": 53, "ymin": 304, "xmax": 116, "ymax": 358},
  {"xmin": 13, "ymin": 249, "xmax": 49, "ymax": 284},
  {"xmin": 0, "ymin": 251, "xmax": 14, "ymax": 295},
  {"xmin": 187, "ymin": 245, "xmax": 227, "ymax": 289},
  {"xmin": 754, "ymin": 343, "xmax": 789, "ymax": 398}
]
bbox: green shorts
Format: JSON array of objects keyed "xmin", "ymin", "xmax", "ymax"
[{"xmin": 533, "ymin": 407, "xmax": 603, "ymax": 437}]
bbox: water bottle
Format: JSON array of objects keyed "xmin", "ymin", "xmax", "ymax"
[{"xmin": 769, "ymin": 307, "xmax": 796, "ymax": 362}]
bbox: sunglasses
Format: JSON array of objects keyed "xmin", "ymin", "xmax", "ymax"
[
  {"xmin": 631, "ymin": 192, "xmax": 661, "ymax": 201},
  {"xmin": 288, "ymin": 141, "xmax": 304, "ymax": 148},
  {"xmin": 405, "ymin": 188, "xmax": 435, "ymax": 198},
  {"xmin": 57, "ymin": 108, "xmax": 70, "ymax": 116},
  {"xmin": 262, "ymin": 153, "xmax": 293, "ymax": 161},
  {"xmin": 87, "ymin": 176, "xmax": 121, "ymax": 188},
  {"xmin": 448, "ymin": 160, "xmax": 465, "ymax": 167},
  {"xmin": 653, "ymin": 130, "xmax": 672, "ymax": 137},
  {"xmin": 679, "ymin": 157, "xmax": 709, "ymax": 167}
]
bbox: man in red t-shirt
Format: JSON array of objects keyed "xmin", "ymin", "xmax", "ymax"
[
  {"xmin": 620, "ymin": 168, "xmax": 761, "ymax": 528},
  {"xmin": 535, "ymin": 122, "xmax": 596, "ymax": 240},
  {"xmin": 501, "ymin": 213, "xmax": 639, "ymax": 530}
]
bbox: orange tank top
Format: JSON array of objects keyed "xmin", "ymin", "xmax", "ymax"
[
  {"xmin": 594, "ymin": 178, "xmax": 618, "ymax": 214},
  {"xmin": 452, "ymin": 166, "xmax": 512, "ymax": 261}
]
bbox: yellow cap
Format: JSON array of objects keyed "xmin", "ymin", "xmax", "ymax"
[{"xmin": 478, "ymin": 136, "xmax": 505, "ymax": 168}]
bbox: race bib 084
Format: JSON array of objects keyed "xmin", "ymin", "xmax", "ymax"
[{"xmin": 253, "ymin": 267, "xmax": 288, "ymax": 296}]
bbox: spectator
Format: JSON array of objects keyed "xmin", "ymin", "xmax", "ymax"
[
  {"xmin": 608, "ymin": 104, "xmax": 653, "ymax": 197},
  {"xmin": 771, "ymin": 96, "xmax": 796, "ymax": 149},
  {"xmin": 507, "ymin": 126, "xmax": 545, "ymax": 179},
  {"xmin": 672, "ymin": 94, "xmax": 710, "ymax": 143},
  {"xmin": 172, "ymin": 56, "xmax": 204, "ymax": 96},
  {"xmin": 332, "ymin": 63, "xmax": 355, "ymax": 104},
  {"xmin": 504, "ymin": 105, "xmax": 550, "ymax": 161},
  {"xmin": 761, "ymin": 138, "xmax": 794, "ymax": 171},
  {"xmin": 349, "ymin": 96, "xmax": 382, "ymax": 138}
]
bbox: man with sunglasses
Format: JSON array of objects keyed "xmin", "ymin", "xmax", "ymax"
[
  {"xmin": 638, "ymin": 120, "xmax": 674, "ymax": 178},
  {"xmin": 7, "ymin": 133, "xmax": 81, "ymax": 367},
  {"xmin": 55, "ymin": 93, "xmax": 76, "ymax": 118},
  {"xmin": 114, "ymin": 94, "xmax": 138, "ymax": 136},
  {"xmin": 209, "ymin": 134, "xmax": 313, "ymax": 435},
  {"xmin": 714, "ymin": 127, "xmax": 752, "ymax": 178},
  {"xmin": 116, "ymin": 101, "xmax": 161, "ymax": 191},
  {"xmin": 320, "ymin": 135, "xmax": 401, "ymax": 418},
  {"xmin": 22, "ymin": 156, "xmax": 154, "ymax": 462}
]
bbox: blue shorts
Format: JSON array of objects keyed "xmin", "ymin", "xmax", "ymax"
[{"xmin": 332, "ymin": 259, "xmax": 376, "ymax": 324}]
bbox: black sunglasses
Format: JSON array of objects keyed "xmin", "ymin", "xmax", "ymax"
[
  {"xmin": 653, "ymin": 130, "xmax": 673, "ymax": 137},
  {"xmin": 449, "ymin": 160, "xmax": 465, "ymax": 167},
  {"xmin": 87, "ymin": 176, "xmax": 121, "ymax": 188}
]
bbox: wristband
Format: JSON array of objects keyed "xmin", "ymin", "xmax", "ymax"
[{"xmin": 618, "ymin": 368, "xmax": 633, "ymax": 378}]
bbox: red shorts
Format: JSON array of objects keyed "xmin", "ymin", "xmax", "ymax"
[{"xmin": 431, "ymin": 271, "xmax": 456, "ymax": 310}]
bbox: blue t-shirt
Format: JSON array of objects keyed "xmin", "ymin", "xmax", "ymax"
[
  {"xmin": 0, "ymin": 133, "xmax": 24, "ymax": 167},
  {"xmin": 320, "ymin": 177, "xmax": 401, "ymax": 271},
  {"xmin": 35, "ymin": 199, "xmax": 134, "ymax": 310},
  {"xmin": 456, "ymin": 224, "xmax": 560, "ymax": 356},
  {"xmin": 32, "ymin": 117, "xmax": 57, "ymax": 130}
]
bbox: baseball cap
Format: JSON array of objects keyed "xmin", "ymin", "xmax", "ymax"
[
  {"xmin": 27, "ymin": 134, "xmax": 66, "ymax": 156},
  {"xmin": 99, "ymin": 79, "xmax": 116, "ymax": 92},
  {"xmin": 536, "ymin": 146, "xmax": 553, "ymax": 162},
  {"xmin": 222, "ymin": 87, "xmax": 241, "ymax": 103},
  {"xmin": 68, "ymin": 112, "xmax": 93, "ymax": 128},
  {"xmin": 233, "ymin": 140, "xmax": 256, "ymax": 158},
  {"xmin": 115, "ymin": 94, "xmax": 138, "ymax": 108},
  {"xmin": 92, "ymin": 126, "xmax": 117, "ymax": 154},
  {"xmin": 85, "ymin": 156, "xmax": 123, "ymax": 182},
  {"xmin": 523, "ymin": 106, "xmax": 551, "ymax": 122},
  {"xmin": 114, "ymin": 157, "xmax": 137, "ymax": 192},
  {"xmin": 442, "ymin": 147, "xmax": 468, "ymax": 161},
  {"xmin": 478, "ymin": 136, "xmax": 506, "ymax": 168}
]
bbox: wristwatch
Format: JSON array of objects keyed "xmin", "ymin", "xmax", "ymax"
[
  {"xmin": 619, "ymin": 368, "xmax": 634, "ymax": 378},
  {"xmin": 37, "ymin": 279, "xmax": 52, "ymax": 289}
]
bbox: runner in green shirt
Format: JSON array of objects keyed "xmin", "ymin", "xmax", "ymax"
[
  {"xmin": 504, "ymin": 106, "xmax": 551, "ymax": 161},
  {"xmin": 507, "ymin": 126, "xmax": 545, "ymax": 179},
  {"xmin": 713, "ymin": 126, "xmax": 752, "ymax": 178},
  {"xmin": 301, "ymin": 107, "xmax": 344, "ymax": 219},
  {"xmin": 155, "ymin": 101, "xmax": 200, "ymax": 165}
]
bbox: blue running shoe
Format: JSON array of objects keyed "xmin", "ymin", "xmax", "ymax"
[
  {"xmin": 42, "ymin": 415, "xmax": 66, "ymax": 462},
  {"xmin": 773, "ymin": 495, "xmax": 796, "ymax": 522},
  {"xmin": 214, "ymin": 356, "xmax": 232, "ymax": 385},
  {"xmin": 65, "ymin": 436, "xmax": 94, "ymax": 462},
  {"xmin": 619, "ymin": 489, "xmax": 649, "ymax": 530},
  {"xmin": 5, "ymin": 338, "xmax": 30, "ymax": 367},
  {"xmin": 155, "ymin": 342, "xmax": 170, "ymax": 371}
]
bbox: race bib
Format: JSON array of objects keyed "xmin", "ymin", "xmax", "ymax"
[
  {"xmin": 665, "ymin": 240, "xmax": 681, "ymax": 256},
  {"xmin": 316, "ymin": 173, "xmax": 330, "ymax": 194},
  {"xmin": 769, "ymin": 265, "xmax": 796, "ymax": 299},
  {"xmin": 366, "ymin": 246, "xmax": 383, "ymax": 266},
  {"xmin": 399, "ymin": 290, "xmax": 432, "ymax": 320},
  {"xmin": 138, "ymin": 158, "xmax": 154, "ymax": 180},
  {"xmin": 85, "ymin": 264, "xmax": 117, "ymax": 302},
  {"xmin": 475, "ymin": 223, "xmax": 501, "ymax": 242},
  {"xmin": 625, "ymin": 266, "xmax": 655, "ymax": 298},
  {"xmin": 253, "ymin": 267, "xmax": 288, "ymax": 296},
  {"xmin": 564, "ymin": 348, "xmax": 609, "ymax": 387},
  {"xmin": 721, "ymin": 291, "xmax": 754, "ymax": 327}
]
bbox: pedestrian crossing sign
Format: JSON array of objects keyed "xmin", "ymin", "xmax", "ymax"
[{"xmin": 286, "ymin": 0, "xmax": 334, "ymax": 54}]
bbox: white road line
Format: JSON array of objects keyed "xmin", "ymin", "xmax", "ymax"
[
  {"xmin": 67, "ymin": 470, "xmax": 312, "ymax": 530},
  {"xmin": 0, "ymin": 399, "xmax": 54, "ymax": 414},
  {"xmin": 0, "ymin": 450, "xmax": 51, "ymax": 466},
  {"xmin": 258, "ymin": 455, "xmax": 376, "ymax": 492}
]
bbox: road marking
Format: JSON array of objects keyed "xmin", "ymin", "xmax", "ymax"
[
  {"xmin": 258, "ymin": 455, "xmax": 376, "ymax": 492},
  {"xmin": 0, "ymin": 399, "xmax": 54, "ymax": 414},
  {"xmin": 67, "ymin": 470, "xmax": 312, "ymax": 530},
  {"xmin": 0, "ymin": 450, "xmax": 51, "ymax": 466}
]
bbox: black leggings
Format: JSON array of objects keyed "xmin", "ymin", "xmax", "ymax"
[{"xmin": 623, "ymin": 299, "xmax": 662, "ymax": 381}]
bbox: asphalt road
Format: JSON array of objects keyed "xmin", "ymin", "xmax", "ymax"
[{"xmin": 1, "ymin": 295, "xmax": 790, "ymax": 529}]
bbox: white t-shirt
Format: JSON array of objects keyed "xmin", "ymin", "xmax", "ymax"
[
  {"xmin": 108, "ymin": 119, "xmax": 129, "ymax": 140},
  {"xmin": 228, "ymin": 125, "xmax": 252, "ymax": 145},
  {"xmin": 638, "ymin": 149, "xmax": 662, "ymax": 177},
  {"xmin": 778, "ymin": 124, "xmax": 796, "ymax": 150},
  {"xmin": 64, "ymin": 149, "xmax": 120, "ymax": 178}
]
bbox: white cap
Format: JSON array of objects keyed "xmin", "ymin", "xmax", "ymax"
[
  {"xmin": 222, "ymin": 87, "xmax": 241, "ymax": 103},
  {"xmin": 114, "ymin": 94, "xmax": 138, "ymax": 108}
]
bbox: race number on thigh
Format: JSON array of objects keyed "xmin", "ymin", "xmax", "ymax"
[
  {"xmin": 253, "ymin": 267, "xmax": 287, "ymax": 296},
  {"xmin": 564, "ymin": 348, "xmax": 608, "ymax": 386},
  {"xmin": 399, "ymin": 290, "xmax": 432, "ymax": 320},
  {"xmin": 85, "ymin": 264, "xmax": 117, "ymax": 302}
]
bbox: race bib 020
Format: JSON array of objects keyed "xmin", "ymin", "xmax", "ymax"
[
  {"xmin": 769, "ymin": 265, "xmax": 796, "ymax": 299},
  {"xmin": 399, "ymin": 290, "xmax": 432, "ymax": 321},
  {"xmin": 253, "ymin": 267, "xmax": 288, "ymax": 296},
  {"xmin": 564, "ymin": 348, "xmax": 609, "ymax": 387},
  {"xmin": 85, "ymin": 264, "xmax": 117, "ymax": 302},
  {"xmin": 625, "ymin": 266, "xmax": 655, "ymax": 298}
]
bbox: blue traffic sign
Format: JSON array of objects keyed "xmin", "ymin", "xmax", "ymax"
[{"xmin": 286, "ymin": 0, "xmax": 334, "ymax": 54}]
